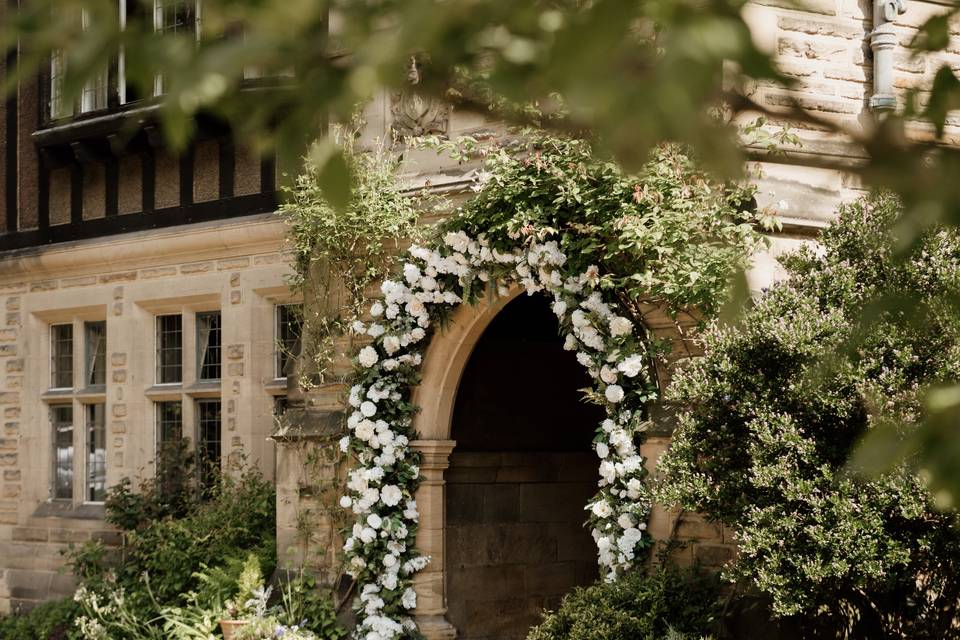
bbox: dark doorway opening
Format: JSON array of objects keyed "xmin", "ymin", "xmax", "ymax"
[{"xmin": 445, "ymin": 294, "xmax": 603, "ymax": 640}]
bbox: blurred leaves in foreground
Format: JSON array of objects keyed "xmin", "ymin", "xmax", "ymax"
[{"xmin": 7, "ymin": 0, "xmax": 960, "ymax": 503}]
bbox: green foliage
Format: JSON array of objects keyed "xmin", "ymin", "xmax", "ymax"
[
  {"xmin": 656, "ymin": 195, "xmax": 960, "ymax": 636},
  {"xmin": 69, "ymin": 466, "xmax": 278, "ymax": 638},
  {"xmin": 440, "ymin": 133, "xmax": 772, "ymax": 321},
  {"xmin": 105, "ymin": 438, "xmax": 198, "ymax": 531},
  {"xmin": 527, "ymin": 565, "xmax": 719, "ymax": 640},
  {"xmin": 0, "ymin": 598, "xmax": 83, "ymax": 640},
  {"xmin": 281, "ymin": 134, "xmax": 422, "ymax": 386}
]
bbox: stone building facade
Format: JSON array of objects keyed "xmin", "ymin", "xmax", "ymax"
[{"xmin": 1, "ymin": 0, "xmax": 960, "ymax": 638}]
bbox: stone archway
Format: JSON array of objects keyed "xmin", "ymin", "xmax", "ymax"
[
  {"xmin": 444, "ymin": 294, "xmax": 602, "ymax": 639},
  {"xmin": 407, "ymin": 287, "xmax": 699, "ymax": 640}
]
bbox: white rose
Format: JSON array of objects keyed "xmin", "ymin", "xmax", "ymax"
[
  {"xmin": 367, "ymin": 513, "xmax": 383, "ymax": 529},
  {"xmin": 381, "ymin": 484, "xmax": 403, "ymax": 507},
  {"xmin": 600, "ymin": 365, "xmax": 618, "ymax": 384},
  {"xmin": 359, "ymin": 527, "xmax": 377, "ymax": 543},
  {"xmin": 590, "ymin": 500, "xmax": 613, "ymax": 518},
  {"xmin": 367, "ymin": 323, "xmax": 385, "ymax": 338},
  {"xmin": 358, "ymin": 346, "xmax": 379, "ymax": 368},
  {"xmin": 617, "ymin": 355, "xmax": 644, "ymax": 378},
  {"xmin": 552, "ymin": 300, "xmax": 568, "ymax": 317},
  {"xmin": 383, "ymin": 335, "xmax": 401, "ymax": 355},
  {"xmin": 351, "ymin": 320, "xmax": 366, "ymax": 334},
  {"xmin": 617, "ymin": 513, "xmax": 636, "ymax": 529},
  {"xmin": 401, "ymin": 588, "xmax": 417, "ymax": 610},
  {"xmin": 596, "ymin": 442, "xmax": 609, "ymax": 458},
  {"xmin": 563, "ymin": 334, "xmax": 578, "ymax": 351},
  {"xmin": 360, "ymin": 401, "xmax": 378, "ymax": 418},
  {"xmin": 339, "ymin": 496, "xmax": 352, "ymax": 508},
  {"xmin": 370, "ymin": 301, "xmax": 384, "ymax": 317},
  {"xmin": 339, "ymin": 436, "xmax": 350, "ymax": 453},
  {"xmin": 403, "ymin": 263, "xmax": 421, "ymax": 284},
  {"xmin": 605, "ymin": 384, "xmax": 624, "ymax": 403},
  {"xmin": 609, "ymin": 316, "xmax": 632, "ymax": 337}
]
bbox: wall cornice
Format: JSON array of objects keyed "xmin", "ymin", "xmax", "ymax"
[{"xmin": 0, "ymin": 213, "xmax": 287, "ymax": 284}]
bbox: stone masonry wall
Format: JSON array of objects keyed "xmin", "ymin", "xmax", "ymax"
[{"xmin": 0, "ymin": 216, "xmax": 292, "ymax": 613}]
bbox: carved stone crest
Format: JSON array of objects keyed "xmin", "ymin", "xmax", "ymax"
[{"xmin": 390, "ymin": 57, "xmax": 450, "ymax": 138}]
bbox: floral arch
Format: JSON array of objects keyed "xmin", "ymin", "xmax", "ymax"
[{"xmin": 330, "ymin": 138, "xmax": 770, "ymax": 640}]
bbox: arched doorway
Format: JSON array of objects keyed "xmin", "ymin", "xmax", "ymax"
[{"xmin": 444, "ymin": 294, "xmax": 604, "ymax": 640}]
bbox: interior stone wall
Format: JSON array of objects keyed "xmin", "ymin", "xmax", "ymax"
[{"xmin": 445, "ymin": 451, "xmax": 598, "ymax": 640}]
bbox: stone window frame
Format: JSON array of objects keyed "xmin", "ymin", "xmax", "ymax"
[
  {"xmin": 48, "ymin": 7, "xmax": 109, "ymax": 120},
  {"xmin": 40, "ymin": 309, "xmax": 110, "ymax": 506},
  {"xmin": 151, "ymin": 0, "xmax": 203, "ymax": 97},
  {"xmin": 142, "ymin": 296, "xmax": 223, "ymax": 480},
  {"xmin": 255, "ymin": 287, "xmax": 302, "ymax": 401},
  {"xmin": 274, "ymin": 303, "xmax": 302, "ymax": 381}
]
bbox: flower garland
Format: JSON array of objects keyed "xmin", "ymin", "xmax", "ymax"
[{"xmin": 339, "ymin": 229, "xmax": 656, "ymax": 640}]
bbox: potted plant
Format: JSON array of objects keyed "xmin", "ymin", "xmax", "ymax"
[{"xmin": 218, "ymin": 554, "xmax": 268, "ymax": 639}]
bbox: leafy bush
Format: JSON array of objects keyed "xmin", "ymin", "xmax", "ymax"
[
  {"xmin": 0, "ymin": 598, "xmax": 82, "ymax": 640},
  {"xmin": 68, "ymin": 465, "xmax": 278, "ymax": 638},
  {"xmin": 527, "ymin": 565, "xmax": 719, "ymax": 640},
  {"xmin": 656, "ymin": 195, "xmax": 960, "ymax": 636}
]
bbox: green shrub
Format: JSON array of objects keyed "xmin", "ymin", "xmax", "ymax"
[
  {"xmin": 656, "ymin": 195, "xmax": 960, "ymax": 636},
  {"xmin": 67, "ymin": 464, "xmax": 277, "ymax": 638},
  {"xmin": 0, "ymin": 598, "xmax": 82, "ymax": 640},
  {"xmin": 527, "ymin": 565, "xmax": 719, "ymax": 640}
]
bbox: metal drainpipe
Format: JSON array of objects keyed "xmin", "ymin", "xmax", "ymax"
[{"xmin": 870, "ymin": 0, "xmax": 908, "ymax": 112}]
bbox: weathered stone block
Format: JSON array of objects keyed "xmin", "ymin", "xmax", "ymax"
[
  {"xmin": 5, "ymin": 359, "xmax": 22, "ymax": 373},
  {"xmin": 11, "ymin": 528, "xmax": 48, "ymax": 543},
  {"xmin": 227, "ymin": 344, "xmax": 244, "ymax": 360},
  {"xmin": 111, "ymin": 352, "xmax": 126, "ymax": 367},
  {"xmin": 695, "ymin": 544, "xmax": 735, "ymax": 567},
  {"xmin": 180, "ymin": 261, "xmax": 213, "ymax": 274},
  {"xmin": 30, "ymin": 280, "xmax": 57, "ymax": 292},
  {"xmin": 99, "ymin": 271, "xmax": 137, "ymax": 284}
]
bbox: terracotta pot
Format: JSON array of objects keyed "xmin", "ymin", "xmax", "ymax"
[{"xmin": 219, "ymin": 619, "xmax": 249, "ymax": 640}]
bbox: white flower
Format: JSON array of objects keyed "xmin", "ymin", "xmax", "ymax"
[
  {"xmin": 339, "ymin": 436, "xmax": 350, "ymax": 453},
  {"xmin": 571, "ymin": 309, "xmax": 589, "ymax": 327},
  {"xmin": 340, "ymin": 496, "xmax": 353, "ymax": 509},
  {"xmin": 609, "ymin": 316, "xmax": 632, "ymax": 337},
  {"xmin": 605, "ymin": 384, "xmax": 624, "ymax": 403},
  {"xmin": 360, "ymin": 401, "xmax": 378, "ymax": 418},
  {"xmin": 367, "ymin": 323, "xmax": 386, "ymax": 338},
  {"xmin": 381, "ymin": 485, "xmax": 403, "ymax": 507},
  {"xmin": 351, "ymin": 320, "xmax": 366, "ymax": 334},
  {"xmin": 617, "ymin": 355, "xmax": 644, "ymax": 378},
  {"xmin": 590, "ymin": 500, "xmax": 613, "ymax": 518},
  {"xmin": 358, "ymin": 346, "xmax": 379, "ymax": 368},
  {"xmin": 552, "ymin": 300, "xmax": 567, "ymax": 317},
  {"xmin": 401, "ymin": 588, "xmax": 417, "ymax": 610},
  {"xmin": 599, "ymin": 461, "xmax": 616, "ymax": 484},
  {"xmin": 596, "ymin": 442, "xmax": 609, "ymax": 459},
  {"xmin": 360, "ymin": 527, "xmax": 377, "ymax": 543},
  {"xmin": 600, "ymin": 365, "xmax": 618, "ymax": 385},
  {"xmin": 563, "ymin": 334, "xmax": 578, "ymax": 351},
  {"xmin": 370, "ymin": 301, "xmax": 384, "ymax": 317},
  {"xmin": 617, "ymin": 513, "xmax": 637, "ymax": 529},
  {"xmin": 383, "ymin": 335, "xmax": 401, "ymax": 355},
  {"xmin": 355, "ymin": 420, "xmax": 376, "ymax": 442},
  {"xmin": 403, "ymin": 263, "xmax": 422, "ymax": 284},
  {"xmin": 382, "ymin": 573, "xmax": 398, "ymax": 590},
  {"xmin": 367, "ymin": 513, "xmax": 383, "ymax": 529}
]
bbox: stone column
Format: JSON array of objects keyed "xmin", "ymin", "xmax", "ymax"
[{"xmin": 411, "ymin": 439, "xmax": 457, "ymax": 640}]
